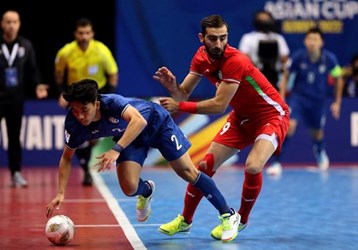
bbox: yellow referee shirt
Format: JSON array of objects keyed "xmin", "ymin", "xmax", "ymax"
[{"xmin": 55, "ymin": 40, "xmax": 118, "ymax": 89}]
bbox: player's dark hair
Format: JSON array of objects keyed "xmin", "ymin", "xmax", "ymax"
[
  {"xmin": 63, "ymin": 79, "xmax": 98, "ymax": 104},
  {"xmin": 306, "ymin": 27, "xmax": 324, "ymax": 40},
  {"xmin": 75, "ymin": 18, "xmax": 93, "ymax": 30},
  {"xmin": 201, "ymin": 15, "xmax": 228, "ymax": 35}
]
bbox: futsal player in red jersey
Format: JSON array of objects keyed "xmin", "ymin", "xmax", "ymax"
[{"xmin": 153, "ymin": 14, "xmax": 289, "ymax": 240}]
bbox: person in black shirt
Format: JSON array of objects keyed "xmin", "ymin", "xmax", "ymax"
[
  {"xmin": 0, "ymin": 10, "xmax": 48, "ymax": 187},
  {"xmin": 343, "ymin": 54, "xmax": 358, "ymax": 97}
]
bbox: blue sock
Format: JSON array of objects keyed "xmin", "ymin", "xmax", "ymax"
[
  {"xmin": 129, "ymin": 179, "xmax": 152, "ymax": 197},
  {"xmin": 313, "ymin": 139, "xmax": 324, "ymax": 153},
  {"xmin": 193, "ymin": 171, "xmax": 231, "ymax": 215}
]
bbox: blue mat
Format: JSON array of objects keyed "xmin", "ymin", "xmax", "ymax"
[{"xmin": 100, "ymin": 166, "xmax": 358, "ymax": 250}]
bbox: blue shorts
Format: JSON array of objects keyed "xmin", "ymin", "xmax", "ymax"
[
  {"xmin": 116, "ymin": 103, "xmax": 191, "ymax": 165},
  {"xmin": 287, "ymin": 94, "xmax": 328, "ymax": 129}
]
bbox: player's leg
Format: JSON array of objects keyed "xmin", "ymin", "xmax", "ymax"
[
  {"xmin": 211, "ymin": 114, "xmax": 289, "ymax": 240},
  {"xmin": 74, "ymin": 141, "xmax": 93, "ymax": 186},
  {"xmin": 154, "ymin": 113, "xmax": 238, "ymax": 241},
  {"xmin": 240, "ymin": 138, "xmax": 276, "ymax": 219},
  {"xmin": 169, "ymin": 153, "xmax": 239, "ymax": 242},
  {"xmin": 308, "ymin": 106, "xmax": 329, "ymax": 170},
  {"xmin": 117, "ymin": 145, "xmax": 155, "ymax": 222},
  {"xmin": 305, "ymin": 100, "xmax": 329, "ymax": 170},
  {"xmin": 266, "ymin": 117, "xmax": 297, "ymax": 175},
  {"xmin": 310, "ymin": 127, "xmax": 329, "ymax": 169},
  {"xmin": 159, "ymin": 143, "xmax": 238, "ymax": 236},
  {"xmin": 182, "ymin": 142, "xmax": 238, "ymax": 224},
  {"xmin": 158, "ymin": 112, "xmax": 240, "ymax": 237},
  {"xmin": 241, "ymin": 115, "xmax": 289, "ymax": 222},
  {"xmin": 267, "ymin": 96, "xmax": 299, "ymax": 175},
  {"xmin": 210, "ymin": 137, "xmax": 276, "ymax": 240}
]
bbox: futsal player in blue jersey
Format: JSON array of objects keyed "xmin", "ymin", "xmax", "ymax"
[
  {"xmin": 45, "ymin": 78, "xmax": 239, "ymax": 242},
  {"xmin": 267, "ymin": 27, "xmax": 344, "ymax": 175}
]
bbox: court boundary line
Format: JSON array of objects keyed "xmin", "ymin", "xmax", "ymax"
[{"xmin": 91, "ymin": 169, "xmax": 147, "ymax": 250}]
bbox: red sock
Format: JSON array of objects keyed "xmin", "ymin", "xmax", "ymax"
[
  {"xmin": 182, "ymin": 183, "xmax": 203, "ymax": 224},
  {"xmin": 238, "ymin": 171, "xmax": 262, "ymax": 224},
  {"xmin": 182, "ymin": 154, "xmax": 215, "ymax": 224}
]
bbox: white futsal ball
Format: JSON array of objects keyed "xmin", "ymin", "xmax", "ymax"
[{"xmin": 45, "ymin": 215, "xmax": 75, "ymax": 246}]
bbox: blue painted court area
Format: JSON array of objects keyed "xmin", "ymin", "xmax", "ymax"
[{"xmin": 99, "ymin": 166, "xmax": 358, "ymax": 250}]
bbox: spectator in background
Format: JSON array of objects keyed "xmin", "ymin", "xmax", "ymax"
[
  {"xmin": 343, "ymin": 54, "xmax": 358, "ymax": 97},
  {"xmin": 266, "ymin": 27, "xmax": 344, "ymax": 176},
  {"xmin": 54, "ymin": 17, "xmax": 118, "ymax": 186},
  {"xmin": 238, "ymin": 10, "xmax": 290, "ymax": 90},
  {"xmin": 0, "ymin": 10, "xmax": 48, "ymax": 187}
]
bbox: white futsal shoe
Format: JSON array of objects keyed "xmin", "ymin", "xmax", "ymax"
[
  {"xmin": 136, "ymin": 180, "xmax": 155, "ymax": 222},
  {"xmin": 314, "ymin": 150, "xmax": 329, "ymax": 171},
  {"xmin": 266, "ymin": 162, "xmax": 282, "ymax": 176}
]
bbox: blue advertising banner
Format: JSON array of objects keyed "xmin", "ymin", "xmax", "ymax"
[
  {"xmin": 0, "ymin": 98, "xmax": 357, "ymax": 167},
  {"xmin": 115, "ymin": 0, "xmax": 358, "ymax": 97},
  {"xmin": 0, "ymin": 100, "xmax": 66, "ymax": 167}
]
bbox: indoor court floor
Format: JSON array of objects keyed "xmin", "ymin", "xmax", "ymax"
[{"xmin": 1, "ymin": 164, "xmax": 358, "ymax": 250}]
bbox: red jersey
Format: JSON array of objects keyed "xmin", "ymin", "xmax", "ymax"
[{"xmin": 190, "ymin": 44, "xmax": 288, "ymax": 121}]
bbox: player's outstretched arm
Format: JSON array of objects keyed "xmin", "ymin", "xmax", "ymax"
[
  {"xmin": 331, "ymin": 75, "xmax": 344, "ymax": 120},
  {"xmin": 175, "ymin": 81, "xmax": 238, "ymax": 115},
  {"xmin": 153, "ymin": 67, "xmax": 178, "ymax": 93},
  {"xmin": 46, "ymin": 193, "xmax": 64, "ymax": 218},
  {"xmin": 94, "ymin": 105, "xmax": 147, "ymax": 172},
  {"xmin": 153, "ymin": 67, "xmax": 201, "ymax": 101},
  {"xmin": 46, "ymin": 147, "xmax": 74, "ymax": 218}
]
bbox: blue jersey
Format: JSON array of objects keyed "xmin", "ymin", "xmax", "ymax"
[
  {"xmin": 289, "ymin": 48, "xmax": 340, "ymax": 100},
  {"xmin": 64, "ymin": 94, "xmax": 191, "ymax": 164}
]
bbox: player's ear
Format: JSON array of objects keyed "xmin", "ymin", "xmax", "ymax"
[{"xmin": 198, "ymin": 33, "xmax": 204, "ymax": 43}]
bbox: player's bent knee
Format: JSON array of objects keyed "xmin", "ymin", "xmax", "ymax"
[
  {"xmin": 245, "ymin": 162, "xmax": 262, "ymax": 174},
  {"xmin": 176, "ymin": 166, "xmax": 198, "ymax": 183},
  {"xmin": 120, "ymin": 183, "xmax": 138, "ymax": 197},
  {"xmin": 198, "ymin": 153, "xmax": 215, "ymax": 177}
]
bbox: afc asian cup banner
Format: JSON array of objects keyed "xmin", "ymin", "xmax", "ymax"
[
  {"xmin": 115, "ymin": 0, "xmax": 358, "ymax": 97},
  {"xmin": 265, "ymin": 0, "xmax": 358, "ymax": 65}
]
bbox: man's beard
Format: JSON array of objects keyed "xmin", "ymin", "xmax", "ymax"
[
  {"xmin": 205, "ymin": 45, "xmax": 225, "ymax": 60},
  {"xmin": 78, "ymin": 40, "xmax": 89, "ymax": 48}
]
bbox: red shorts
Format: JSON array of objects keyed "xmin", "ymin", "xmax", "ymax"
[{"xmin": 213, "ymin": 110, "xmax": 289, "ymax": 155}]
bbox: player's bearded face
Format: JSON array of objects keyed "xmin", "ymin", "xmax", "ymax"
[
  {"xmin": 75, "ymin": 26, "xmax": 94, "ymax": 49},
  {"xmin": 203, "ymin": 27, "xmax": 228, "ymax": 60}
]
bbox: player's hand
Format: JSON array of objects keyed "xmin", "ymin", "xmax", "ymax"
[
  {"xmin": 36, "ymin": 84, "xmax": 49, "ymax": 99},
  {"xmin": 153, "ymin": 67, "xmax": 178, "ymax": 92},
  {"xmin": 58, "ymin": 94, "xmax": 69, "ymax": 109},
  {"xmin": 330, "ymin": 101, "xmax": 341, "ymax": 120},
  {"xmin": 158, "ymin": 97, "xmax": 179, "ymax": 113},
  {"xmin": 46, "ymin": 193, "xmax": 64, "ymax": 218},
  {"xmin": 94, "ymin": 150, "xmax": 119, "ymax": 172}
]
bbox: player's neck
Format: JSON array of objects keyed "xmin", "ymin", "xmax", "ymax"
[
  {"xmin": 79, "ymin": 44, "xmax": 89, "ymax": 51},
  {"xmin": 3, "ymin": 33, "xmax": 17, "ymax": 44},
  {"xmin": 93, "ymin": 111, "xmax": 102, "ymax": 122},
  {"xmin": 308, "ymin": 52, "xmax": 321, "ymax": 63}
]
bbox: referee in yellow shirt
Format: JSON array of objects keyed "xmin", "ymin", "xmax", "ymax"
[{"xmin": 55, "ymin": 18, "xmax": 118, "ymax": 185}]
